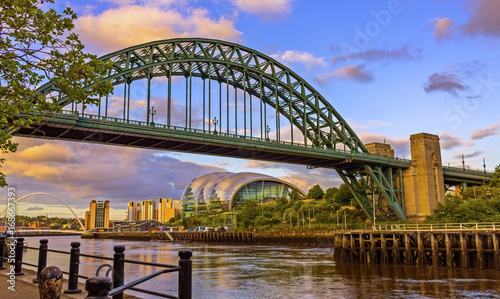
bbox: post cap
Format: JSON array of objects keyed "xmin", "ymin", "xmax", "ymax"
[
  {"xmin": 178, "ymin": 250, "xmax": 192, "ymax": 259},
  {"xmin": 114, "ymin": 245, "xmax": 125, "ymax": 253},
  {"xmin": 40, "ymin": 239, "xmax": 49, "ymax": 245},
  {"xmin": 70, "ymin": 242, "xmax": 81, "ymax": 248},
  {"xmin": 85, "ymin": 276, "xmax": 112, "ymax": 296}
]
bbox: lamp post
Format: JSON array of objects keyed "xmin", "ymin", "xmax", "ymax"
[
  {"xmin": 265, "ymin": 125, "xmax": 270, "ymax": 141},
  {"xmin": 212, "ymin": 117, "xmax": 218, "ymax": 135},
  {"xmin": 149, "ymin": 107, "xmax": 156, "ymax": 126},
  {"xmin": 462, "ymin": 154, "xmax": 465, "ymax": 170}
]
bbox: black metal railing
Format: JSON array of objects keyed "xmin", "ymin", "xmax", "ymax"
[{"xmin": 1, "ymin": 237, "xmax": 192, "ymax": 299}]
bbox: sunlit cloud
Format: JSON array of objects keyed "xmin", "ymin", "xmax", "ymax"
[
  {"xmin": 315, "ymin": 65, "xmax": 374, "ymax": 85},
  {"xmin": 271, "ymin": 50, "xmax": 326, "ymax": 70},
  {"xmin": 433, "ymin": 17, "xmax": 455, "ymax": 41},
  {"xmin": 470, "ymin": 123, "xmax": 500, "ymax": 140},
  {"xmin": 75, "ymin": 5, "xmax": 242, "ymax": 53},
  {"xmin": 233, "ymin": 0, "xmax": 293, "ymax": 20},
  {"xmin": 462, "ymin": 0, "xmax": 500, "ymax": 37}
]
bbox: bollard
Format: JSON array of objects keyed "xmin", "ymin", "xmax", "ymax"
[
  {"xmin": 64, "ymin": 242, "xmax": 82, "ymax": 293},
  {"xmin": 112, "ymin": 246, "xmax": 125, "ymax": 299},
  {"xmin": 14, "ymin": 237, "xmax": 25, "ymax": 276},
  {"xmin": 38, "ymin": 266, "xmax": 63, "ymax": 299},
  {"xmin": 34, "ymin": 239, "xmax": 49, "ymax": 283},
  {"xmin": 0, "ymin": 235, "xmax": 5, "ymax": 270},
  {"xmin": 178, "ymin": 250, "xmax": 192, "ymax": 299},
  {"xmin": 85, "ymin": 276, "xmax": 112, "ymax": 299}
]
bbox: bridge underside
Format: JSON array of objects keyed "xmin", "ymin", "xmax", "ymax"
[{"xmin": 14, "ymin": 114, "xmax": 411, "ymax": 170}]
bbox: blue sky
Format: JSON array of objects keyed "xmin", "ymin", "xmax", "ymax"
[{"xmin": 3, "ymin": 0, "xmax": 500, "ymax": 219}]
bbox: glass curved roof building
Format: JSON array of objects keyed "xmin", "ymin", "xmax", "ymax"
[{"xmin": 180, "ymin": 172, "xmax": 306, "ymax": 217}]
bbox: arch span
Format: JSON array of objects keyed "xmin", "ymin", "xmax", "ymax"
[
  {"xmin": 1, "ymin": 192, "xmax": 86, "ymax": 231},
  {"xmin": 22, "ymin": 38, "xmax": 408, "ymax": 220}
]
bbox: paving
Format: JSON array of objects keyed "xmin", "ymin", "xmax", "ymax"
[{"xmin": 0, "ymin": 265, "xmax": 140, "ymax": 298}]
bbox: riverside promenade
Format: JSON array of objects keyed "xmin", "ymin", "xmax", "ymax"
[{"xmin": 0, "ymin": 267, "xmax": 86, "ymax": 298}]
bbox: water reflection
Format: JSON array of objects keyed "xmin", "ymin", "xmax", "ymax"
[{"xmin": 22, "ymin": 236, "xmax": 500, "ymax": 299}]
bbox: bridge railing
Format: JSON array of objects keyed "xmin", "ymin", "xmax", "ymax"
[
  {"xmin": 7, "ymin": 237, "xmax": 192, "ymax": 298},
  {"xmin": 59, "ymin": 110, "xmax": 412, "ymax": 163},
  {"xmin": 442, "ymin": 165, "xmax": 493, "ymax": 175},
  {"xmin": 364, "ymin": 222, "xmax": 500, "ymax": 232}
]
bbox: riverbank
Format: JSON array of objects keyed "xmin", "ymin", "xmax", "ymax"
[{"xmin": 82, "ymin": 230, "xmax": 336, "ymax": 247}]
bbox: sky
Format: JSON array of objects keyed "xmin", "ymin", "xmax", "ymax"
[{"xmin": 2, "ymin": 0, "xmax": 500, "ymax": 220}]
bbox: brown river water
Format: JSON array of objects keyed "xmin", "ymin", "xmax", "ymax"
[{"xmin": 21, "ymin": 236, "xmax": 500, "ymax": 298}]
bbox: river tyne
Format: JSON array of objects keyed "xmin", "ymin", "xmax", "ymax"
[{"xmin": 22, "ymin": 236, "xmax": 500, "ymax": 298}]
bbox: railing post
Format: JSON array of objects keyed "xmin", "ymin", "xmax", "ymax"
[
  {"xmin": 112, "ymin": 246, "xmax": 125, "ymax": 299},
  {"xmin": 33, "ymin": 239, "xmax": 49, "ymax": 283},
  {"xmin": 39, "ymin": 266, "xmax": 63, "ymax": 299},
  {"xmin": 0, "ymin": 235, "xmax": 5, "ymax": 270},
  {"xmin": 64, "ymin": 242, "xmax": 82, "ymax": 293},
  {"xmin": 14, "ymin": 237, "xmax": 25, "ymax": 276},
  {"xmin": 85, "ymin": 276, "xmax": 112, "ymax": 299},
  {"xmin": 178, "ymin": 250, "xmax": 192, "ymax": 299}
]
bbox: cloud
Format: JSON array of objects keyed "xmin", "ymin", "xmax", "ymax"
[
  {"xmin": 452, "ymin": 151, "xmax": 484, "ymax": 159},
  {"xmin": 270, "ymin": 50, "xmax": 326, "ymax": 70},
  {"xmin": 439, "ymin": 133, "xmax": 467, "ymax": 149},
  {"xmin": 75, "ymin": 5, "xmax": 242, "ymax": 53},
  {"xmin": 233, "ymin": 0, "xmax": 293, "ymax": 19},
  {"xmin": 316, "ymin": 65, "xmax": 374, "ymax": 85},
  {"xmin": 423, "ymin": 72, "xmax": 469, "ymax": 97},
  {"xmin": 462, "ymin": 0, "xmax": 500, "ymax": 37},
  {"xmin": 433, "ymin": 17, "xmax": 455, "ymax": 41},
  {"xmin": 470, "ymin": 123, "xmax": 500, "ymax": 140},
  {"xmin": 330, "ymin": 45, "xmax": 419, "ymax": 64},
  {"xmin": 26, "ymin": 207, "xmax": 44, "ymax": 211}
]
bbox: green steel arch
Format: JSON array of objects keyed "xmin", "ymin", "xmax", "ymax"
[{"xmin": 31, "ymin": 38, "xmax": 406, "ymax": 220}]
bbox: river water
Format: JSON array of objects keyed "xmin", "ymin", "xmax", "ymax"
[{"xmin": 22, "ymin": 236, "xmax": 500, "ymax": 298}]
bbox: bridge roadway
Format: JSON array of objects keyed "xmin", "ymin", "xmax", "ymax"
[{"xmin": 12, "ymin": 111, "xmax": 492, "ymax": 185}]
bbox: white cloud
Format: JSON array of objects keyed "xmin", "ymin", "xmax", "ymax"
[
  {"xmin": 271, "ymin": 50, "xmax": 326, "ymax": 70},
  {"xmin": 75, "ymin": 5, "xmax": 242, "ymax": 53}
]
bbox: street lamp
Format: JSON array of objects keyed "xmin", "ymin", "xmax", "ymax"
[
  {"xmin": 265, "ymin": 125, "xmax": 270, "ymax": 141},
  {"xmin": 149, "ymin": 107, "xmax": 156, "ymax": 126},
  {"xmin": 212, "ymin": 117, "xmax": 218, "ymax": 135}
]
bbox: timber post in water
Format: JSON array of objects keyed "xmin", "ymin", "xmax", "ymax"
[{"xmin": 333, "ymin": 231, "xmax": 500, "ymax": 270}]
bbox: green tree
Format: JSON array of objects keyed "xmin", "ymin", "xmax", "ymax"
[
  {"xmin": 490, "ymin": 164, "xmax": 500, "ymax": 188},
  {"xmin": 334, "ymin": 183, "xmax": 354, "ymax": 206},
  {"xmin": 0, "ymin": 0, "xmax": 113, "ymax": 187},
  {"xmin": 307, "ymin": 184, "xmax": 324, "ymax": 199},
  {"xmin": 324, "ymin": 187, "xmax": 338, "ymax": 203}
]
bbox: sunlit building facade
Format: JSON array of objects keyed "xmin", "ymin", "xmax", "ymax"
[
  {"xmin": 141, "ymin": 199, "xmax": 156, "ymax": 220},
  {"xmin": 180, "ymin": 172, "xmax": 305, "ymax": 217},
  {"xmin": 85, "ymin": 200, "xmax": 110, "ymax": 231},
  {"xmin": 127, "ymin": 202, "xmax": 141, "ymax": 221}
]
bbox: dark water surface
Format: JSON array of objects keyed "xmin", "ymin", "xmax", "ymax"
[{"xmin": 22, "ymin": 236, "xmax": 500, "ymax": 298}]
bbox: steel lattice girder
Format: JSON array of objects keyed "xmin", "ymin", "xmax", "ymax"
[{"xmin": 337, "ymin": 165, "xmax": 406, "ymax": 221}]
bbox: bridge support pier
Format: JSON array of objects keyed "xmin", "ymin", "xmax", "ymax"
[{"xmin": 403, "ymin": 133, "xmax": 445, "ymax": 222}]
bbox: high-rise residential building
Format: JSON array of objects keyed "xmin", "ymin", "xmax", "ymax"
[
  {"xmin": 158, "ymin": 197, "xmax": 181, "ymax": 223},
  {"xmin": 141, "ymin": 199, "xmax": 157, "ymax": 220},
  {"xmin": 127, "ymin": 202, "xmax": 141, "ymax": 221},
  {"xmin": 85, "ymin": 200, "xmax": 110, "ymax": 231}
]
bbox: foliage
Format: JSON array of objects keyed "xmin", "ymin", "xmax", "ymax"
[
  {"xmin": 425, "ymin": 188, "xmax": 500, "ymax": 223},
  {"xmin": 324, "ymin": 187, "xmax": 338, "ymax": 203},
  {"xmin": 490, "ymin": 164, "xmax": 500, "ymax": 188},
  {"xmin": 334, "ymin": 183, "xmax": 354, "ymax": 206},
  {"xmin": 307, "ymin": 184, "xmax": 324, "ymax": 199},
  {"xmin": 0, "ymin": 0, "xmax": 113, "ymax": 187}
]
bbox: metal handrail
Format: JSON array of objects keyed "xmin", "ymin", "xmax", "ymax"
[
  {"xmin": 57, "ymin": 109, "xmax": 412, "ymax": 162},
  {"xmin": 109, "ymin": 267, "xmax": 181, "ymax": 298},
  {"xmin": 21, "ymin": 243, "xmax": 191, "ymax": 298}
]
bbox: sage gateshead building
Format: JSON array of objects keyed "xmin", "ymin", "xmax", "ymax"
[{"xmin": 180, "ymin": 172, "xmax": 306, "ymax": 217}]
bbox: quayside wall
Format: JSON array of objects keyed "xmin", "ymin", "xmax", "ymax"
[
  {"xmin": 333, "ymin": 231, "xmax": 500, "ymax": 270},
  {"xmin": 82, "ymin": 231, "xmax": 335, "ymax": 247}
]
